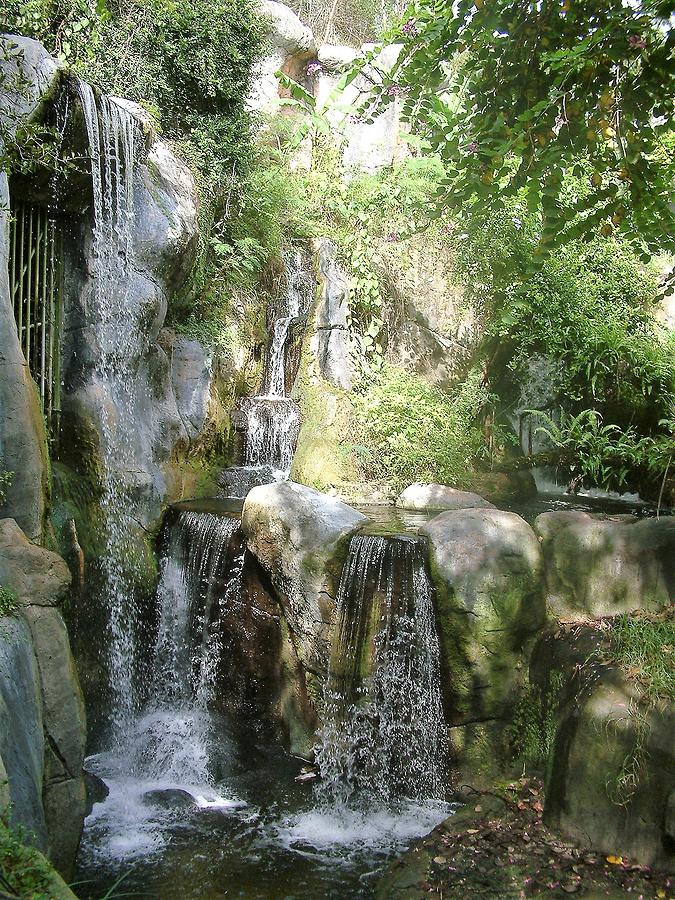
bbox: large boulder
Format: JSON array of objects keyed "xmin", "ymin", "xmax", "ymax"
[
  {"xmin": 0, "ymin": 519, "xmax": 86, "ymax": 876},
  {"xmin": 531, "ymin": 624, "xmax": 675, "ymax": 870},
  {"xmin": 241, "ymin": 481, "xmax": 368, "ymax": 679},
  {"xmin": 0, "ymin": 34, "xmax": 63, "ymax": 136},
  {"xmin": 535, "ymin": 511, "xmax": 675, "ymax": 619},
  {"xmin": 0, "ymin": 518, "xmax": 70, "ymax": 606},
  {"xmin": 249, "ymin": 2, "xmax": 316, "ymax": 114},
  {"xmin": 397, "ymin": 483, "xmax": 495, "ymax": 511},
  {"xmin": 421, "ymin": 508, "xmax": 546, "ymax": 775},
  {"xmin": 0, "ymin": 616, "xmax": 46, "ymax": 848}
]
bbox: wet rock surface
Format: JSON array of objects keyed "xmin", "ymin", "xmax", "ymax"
[
  {"xmin": 397, "ymin": 483, "xmax": 496, "ymax": 511},
  {"xmin": 535, "ymin": 511, "xmax": 675, "ymax": 619}
]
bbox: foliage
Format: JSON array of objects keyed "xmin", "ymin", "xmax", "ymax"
[
  {"xmin": 377, "ymin": 0, "xmax": 675, "ymax": 278},
  {"xmin": 0, "ymin": 587, "xmax": 18, "ymax": 618},
  {"xmin": 285, "ymin": 0, "xmax": 405, "ymax": 45},
  {"xmin": 0, "ymin": 461, "xmax": 12, "ymax": 508},
  {"xmin": 352, "ymin": 366, "xmax": 488, "ymax": 490},
  {"xmin": 508, "ymin": 671, "xmax": 564, "ymax": 771},
  {"xmin": 530, "ymin": 407, "xmax": 674, "ymax": 494},
  {"xmin": 0, "ymin": 819, "xmax": 57, "ymax": 897}
]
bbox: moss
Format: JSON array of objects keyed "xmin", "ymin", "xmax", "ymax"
[
  {"xmin": 291, "ymin": 342, "xmax": 361, "ymax": 491},
  {"xmin": 0, "ymin": 587, "xmax": 18, "ymax": 618},
  {"xmin": 507, "ymin": 669, "xmax": 564, "ymax": 774},
  {"xmin": 0, "ymin": 819, "xmax": 76, "ymax": 900}
]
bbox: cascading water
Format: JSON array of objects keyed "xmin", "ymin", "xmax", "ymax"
[
  {"xmin": 278, "ymin": 534, "xmax": 449, "ymax": 855},
  {"xmin": 316, "ymin": 534, "xmax": 447, "ymax": 808},
  {"xmin": 77, "ymin": 81, "xmax": 143, "ymax": 732},
  {"xmin": 81, "ymin": 511, "xmax": 246, "ymax": 862},
  {"xmin": 220, "ymin": 250, "xmax": 311, "ymax": 497}
]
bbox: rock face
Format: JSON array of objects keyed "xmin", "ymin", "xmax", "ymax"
[
  {"xmin": 531, "ymin": 625, "xmax": 674, "ymax": 870},
  {"xmin": 241, "ymin": 482, "xmax": 368, "ymax": 682},
  {"xmin": 0, "ymin": 36, "xmax": 58, "ymax": 540},
  {"xmin": 59, "ymin": 91, "xmax": 201, "ymax": 531},
  {"xmin": 535, "ymin": 512, "xmax": 675, "ymax": 619},
  {"xmin": 0, "ymin": 519, "xmax": 86, "ymax": 876},
  {"xmin": 311, "ymin": 239, "xmax": 353, "ymax": 391},
  {"xmin": 397, "ymin": 483, "xmax": 495, "ymax": 511},
  {"xmin": 249, "ymin": 1, "xmax": 316, "ymax": 114},
  {"xmin": 421, "ymin": 509, "xmax": 546, "ymax": 775}
]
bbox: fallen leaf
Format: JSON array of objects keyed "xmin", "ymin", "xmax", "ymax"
[
  {"xmin": 466, "ymin": 828, "xmax": 480, "ymax": 835},
  {"xmin": 561, "ymin": 879, "xmax": 581, "ymax": 893},
  {"xmin": 474, "ymin": 804, "xmax": 482, "ymax": 812},
  {"xmin": 433, "ymin": 856, "xmax": 446, "ymax": 865},
  {"xmin": 606, "ymin": 855, "xmax": 624, "ymax": 865}
]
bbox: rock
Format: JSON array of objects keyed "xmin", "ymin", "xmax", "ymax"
[
  {"xmin": 249, "ymin": 2, "xmax": 316, "ymax": 114},
  {"xmin": 21, "ymin": 605, "xmax": 86, "ymax": 873},
  {"xmin": 0, "ymin": 616, "xmax": 46, "ymax": 849},
  {"xmin": 163, "ymin": 333, "xmax": 213, "ymax": 441},
  {"xmin": 0, "ymin": 35, "xmax": 63, "ymax": 138},
  {"xmin": 311, "ymin": 239, "xmax": 353, "ymax": 391},
  {"xmin": 397, "ymin": 483, "xmax": 495, "ymax": 511},
  {"xmin": 534, "ymin": 512, "xmax": 675, "ymax": 619},
  {"xmin": 545, "ymin": 672, "xmax": 674, "ymax": 869},
  {"xmin": 0, "ymin": 519, "xmax": 70, "ymax": 607},
  {"xmin": 142, "ymin": 788, "xmax": 195, "ymax": 809},
  {"xmin": 241, "ymin": 482, "xmax": 368, "ymax": 676},
  {"xmin": 84, "ymin": 770, "xmax": 109, "ymax": 816},
  {"xmin": 421, "ymin": 509, "xmax": 546, "ymax": 743}
]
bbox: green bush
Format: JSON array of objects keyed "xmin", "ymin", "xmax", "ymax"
[
  {"xmin": 0, "ymin": 820, "xmax": 56, "ymax": 897},
  {"xmin": 353, "ymin": 366, "xmax": 488, "ymax": 491},
  {"xmin": 0, "ymin": 587, "xmax": 18, "ymax": 618}
]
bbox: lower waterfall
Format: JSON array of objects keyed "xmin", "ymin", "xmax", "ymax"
[
  {"xmin": 80, "ymin": 512, "xmax": 246, "ymax": 862},
  {"xmin": 316, "ymin": 534, "xmax": 447, "ymax": 808}
]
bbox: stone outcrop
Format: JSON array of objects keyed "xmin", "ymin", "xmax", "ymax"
[
  {"xmin": 397, "ymin": 483, "xmax": 495, "ymax": 511},
  {"xmin": 535, "ymin": 511, "xmax": 675, "ymax": 619},
  {"xmin": 249, "ymin": 1, "xmax": 316, "ymax": 114},
  {"xmin": 421, "ymin": 508, "xmax": 546, "ymax": 776},
  {"xmin": 311, "ymin": 239, "xmax": 353, "ymax": 391},
  {"xmin": 241, "ymin": 481, "xmax": 368, "ymax": 680},
  {"xmin": 531, "ymin": 623, "xmax": 674, "ymax": 870},
  {"xmin": 0, "ymin": 518, "xmax": 86, "ymax": 876},
  {"xmin": 0, "ymin": 36, "xmax": 58, "ymax": 540}
]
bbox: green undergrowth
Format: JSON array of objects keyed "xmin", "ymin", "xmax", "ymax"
[
  {"xmin": 607, "ymin": 609, "xmax": 675, "ymax": 705},
  {"xmin": 351, "ymin": 366, "xmax": 489, "ymax": 492},
  {"xmin": 0, "ymin": 819, "xmax": 65, "ymax": 899},
  {"xmin": 0, "ymin": 587, "xmax": 18, "ymax": 618}
]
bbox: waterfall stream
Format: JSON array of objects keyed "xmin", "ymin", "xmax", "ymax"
[
  {"xmin": 316, "ymin": 534, "xmax": 447, "ymax": 808},
  {"xmin": 82, "ymin": 511, "xmax": 246, "ymax": 862},
  {"xmin": 77, "ymin": 82, "xmax": 144, "ymax": 732}
]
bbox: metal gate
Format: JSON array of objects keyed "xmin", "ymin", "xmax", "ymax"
[{"xmin": 8, "ymin": 198, "xmax": 64, "ymax": 443}]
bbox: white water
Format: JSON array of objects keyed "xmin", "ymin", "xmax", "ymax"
[
  {"xmin": 81, "ymin": 513, "xmax": 247, "ymax": 862},
  {"xmin": 78, "ymin": 81, "xmax": 143, "ymax": 733},
  {"xmin": 242, "ymin": 249, "xmax": 311, "ymax": 479}
]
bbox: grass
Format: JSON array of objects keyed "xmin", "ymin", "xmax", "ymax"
[
  {"xmin": 608, "ymin": 607, "xmax": 675, "ymax": 704},
  {"xmin": 0, "ymin": 820, "xmax": 58, "ymax": 898},
  {"xmin": 0, "ymin": 588, "xmax": 18, "ymax": 618}
]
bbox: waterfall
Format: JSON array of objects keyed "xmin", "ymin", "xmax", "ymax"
[
  {"xmin": 242, "ymin": 249, "xmax": 311, "ymax": 476},
  {"xmin": 316, "ymin": 535, "xmax": 447, "ymax": 809},
  {"xmin": 82, "ymin": 511, "xmax": 245, "ymax": 861},
  {"xmin": 77, "ymin": 81, "xmax": 143, "ymax": 734}
]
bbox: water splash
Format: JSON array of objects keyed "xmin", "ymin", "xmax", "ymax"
[
  {"xmin": 77, "ymin": 81, "xmax": 143, "ymax": 733},
  {"xmin": 316, "ymin": 535, "xmax": 447, "ymax": 809},
  {"xmin": 81, "ymin": 512, "xmax": 246, "ymax": 861}
]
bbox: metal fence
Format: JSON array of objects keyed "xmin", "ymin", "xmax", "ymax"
[{"xmin": 8, "ymin": 198, "xmax": 64, "ymax": 444}]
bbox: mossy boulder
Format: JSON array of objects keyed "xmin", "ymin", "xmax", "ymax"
[
  {"xmin": 241, "ymin": 482, "xmax": 368, "ymax": 682},
  {"xmin": 535, "ymin": 511, "xmax": 675, "ymax": 619},
  {"xmin": 397, "ymin": 483, "xmax": 495, "ymax": 511},
  {"xmin": 421, "ymin": 508, "xmax": 546, "ymax": 776}
]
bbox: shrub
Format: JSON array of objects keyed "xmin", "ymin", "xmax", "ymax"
[
  {"xmin": 0, "ymin": 587, "xmax": 18, "ymax": 617},
  {"xmin": 353, "ymin": 366, "xmax": 488, "ymax": 491}
]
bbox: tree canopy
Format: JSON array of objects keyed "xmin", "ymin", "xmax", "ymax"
[{"xmin": 371, "ymin": 0, "xmax": 674, "ymax": 285}]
